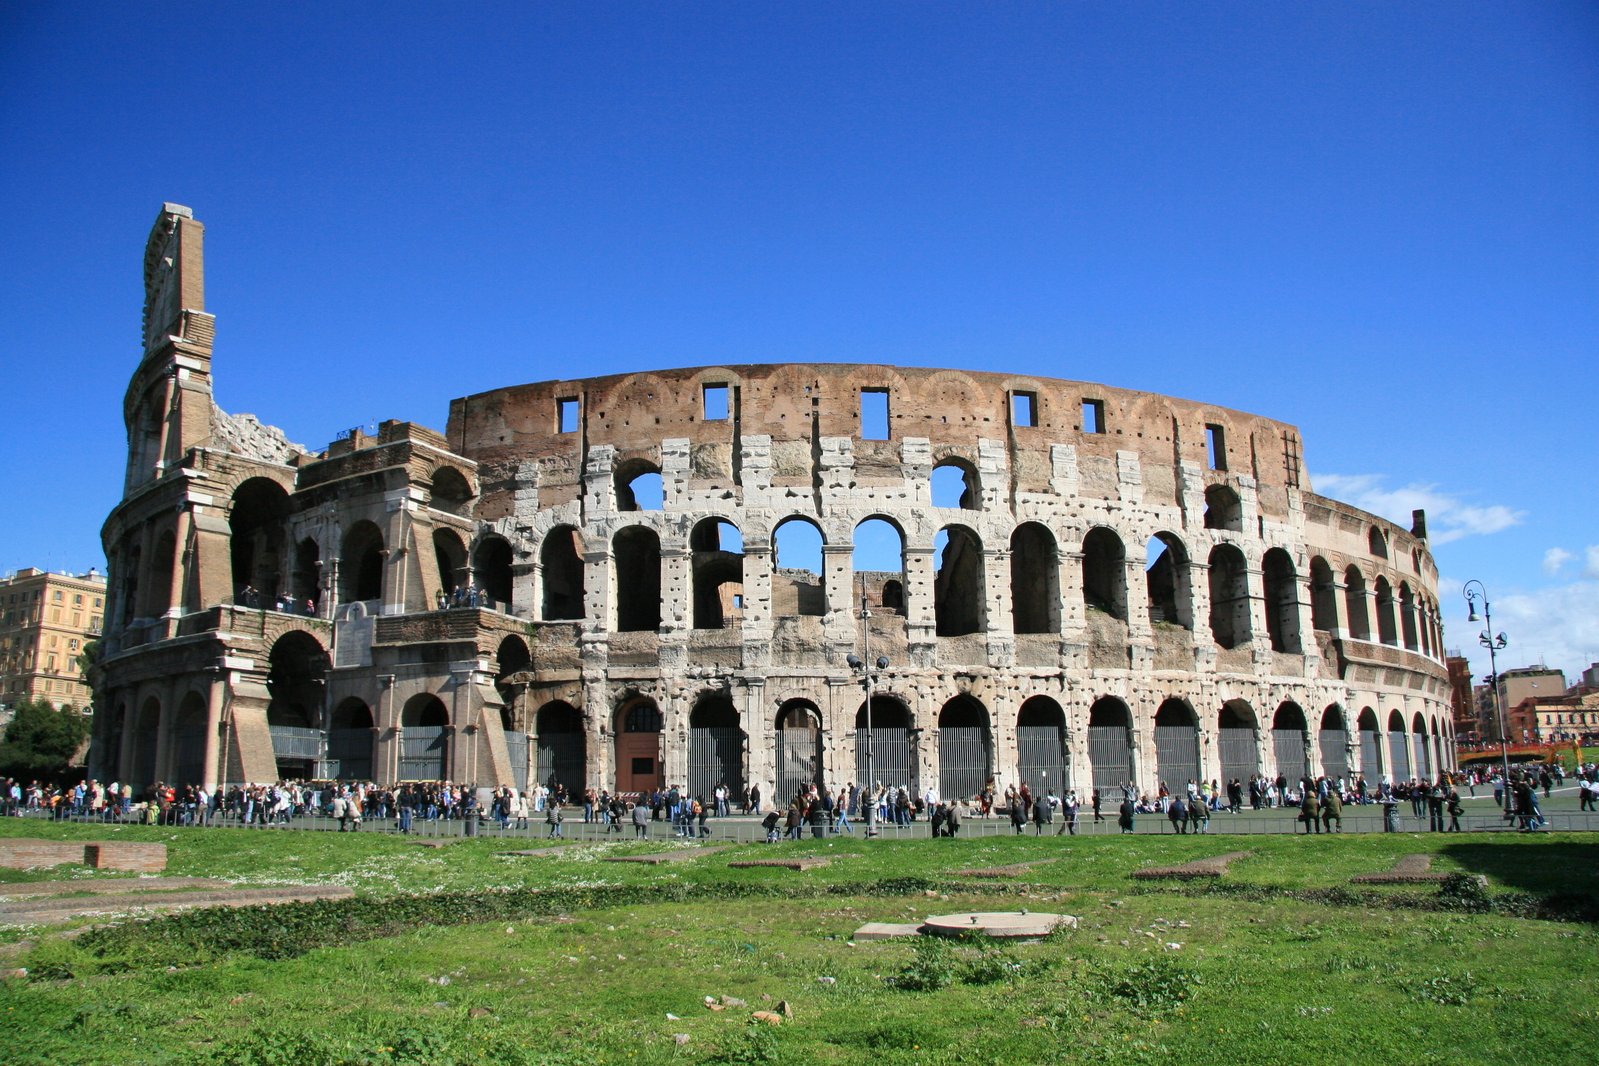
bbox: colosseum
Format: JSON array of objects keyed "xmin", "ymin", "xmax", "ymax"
[{"xmin": 92, "ymin": 204, "xmax": 1456, "ymax": 805}]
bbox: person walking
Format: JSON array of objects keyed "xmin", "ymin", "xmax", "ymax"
[{"xmin": 546, "ymin": 800, "xmax": 564, "ymax": 839}]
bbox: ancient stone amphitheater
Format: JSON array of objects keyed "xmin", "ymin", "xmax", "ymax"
[{"xmin": 93, "ymin": 205, "xmax": 1455, "ymax": 804}]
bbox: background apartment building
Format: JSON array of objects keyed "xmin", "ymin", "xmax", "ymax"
[{"xmin": 0, "ymin": 568, "xmax": 107, "ymax": 725}]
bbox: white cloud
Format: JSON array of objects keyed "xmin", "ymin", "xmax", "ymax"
[
  {"xmin": 1586, "ymin": 546, "xmax": 1599, "ymax": 581},
  {"xmin": 1309, "ymin": 472, "xmax": 1524, "ymax": 546},
  {"xmin": 1543, "ymin": 547, "xmax": 1573, "ymax": 576},
  {"xmin": 1446, "ymin": 577, "xmax": 1599, "ymax": 685}
]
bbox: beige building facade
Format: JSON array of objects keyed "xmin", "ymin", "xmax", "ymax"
[
  {"xmin": 0, "ymin": 567, "xmax": 106, "ymax": 720},
  {"xmin": 92, "ymin": 205, "xmax": 1456, "ymax": 798}
]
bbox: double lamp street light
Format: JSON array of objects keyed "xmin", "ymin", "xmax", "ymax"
[{"xmin": 1463, "ymin": 579, "xmax": 1512, "ymax": 810}]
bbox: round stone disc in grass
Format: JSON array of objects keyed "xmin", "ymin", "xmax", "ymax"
[{"xmin": 922, "ymin": 911, "xmax": 1074, "ymax": 939}]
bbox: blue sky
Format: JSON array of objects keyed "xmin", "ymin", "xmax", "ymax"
[{"xmin": 2, "ymin": 3, "xmax": 1594, "ymax": 682}]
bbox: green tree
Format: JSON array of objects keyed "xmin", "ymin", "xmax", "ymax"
[{"xmin": 0, "ymin": 697, "xmax": 91, "ymax": 780}]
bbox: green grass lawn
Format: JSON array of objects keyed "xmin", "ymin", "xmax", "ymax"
[{"xmin": 0, "ymin": 820, "xmax": 1595, "ymax": 1065}]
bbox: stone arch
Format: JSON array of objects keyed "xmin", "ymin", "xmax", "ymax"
[
  {"xmin": 690, "ymin": 518, "xmax": 744, "ymax": 629},
  {"xmin": 1087, "ymin": 696, "xmax": 1134, "ymax": 793},
  {"xmin": 1357, "ymin": 707, "xmax": 1382, "ymax": 778},
  {"xmin": 267, "ymin": 630, "xmax": 329, "ymax": 779},
  {"xmin": 534, "ymin": 700, "xmax": 585, "ymax": 794},
  {"xmin": 1368, "ymin": 525, "xmax": 1388, "ymax": 559},
  {"xmin": 1218, "ymin": 699, "xmax": 1260, "ymax": 785},
  {"xmin": 1082, "ymin": 527, "xmax": 1128, "ymax": 621},
  {"xmin": 615, "ymin": 459, "xmax": 664, "ymax": 511},
  {"xmin": 1011, "ymin": 522, "xmax": 1059, "ymax": 634},
  {"xmin": 613, "ymin": 526, "xmax": 662, "ymax": 632},
  {"xmin": 1203, "ymin": 484, "xmax": 1243, "ymax": 531},
  {"xmin": 937, "ymin": 694, "xmax": 991, "ymax": 802},
  {"xmin": 328, "ymin": 697, "xmax": 375, "ymax": 781},
  {"xmin": 1153, "ymin": 698, "xmax": 1200, "ymax": 791},
  {"xmin": 171, "ymin": 691, "xmax": 208, "ymax": 786},
  {"xmin": 1374, "ymin": 577, "xmax": 1398, "ymax": 645},
  {"xmin": 855, "ymin": 695, "xmax": 914, "ymax": 791},
  {"xmin": 1262, "ymin": 547, "xmax": 1301, "ymax": 653},
  {"xmin": 433, "ymin": 528, "xmax": 468, "ymax": 598},
  {"xmin": 1271, "ymin": 701, "xmax": 1309, "ymax": 781},
  {"xmin": 540, "ymin": 526, "xmax": 585, "ymax": 621},
  {"xmin": 399, "ymin": 694, "xmax": 450, "ymax": 780},
  {"xmin": 1208, "ymin": 544, "xmax": 1251, "ymax": 649},
  {"xmin": 428, "ymin": 465, "xmax": 474, "ymax": 516},
  {"xmin": 931, "ymin": 457, "xmax": 980, "ymax": 509},
  {"xmin": 1308, "ymin": 556, "xmax": 1337, "ymax": 632},
  {"xmin": 1344, "ymin": 565, "xmax": 1371, "ymax": 640},
  {"xmin": 775, "ymin": 699, "xmax": 823, "ymax": 801},
  {"xmin": 853, "ymin": 516, "xmax": 907, "ymax": 599},
  {"xmin": 1145, "ymin": 532, "xmax": 1192, "ymax": 629},
  {"xmin": 1412, "ymin": 711, "xmax": 1432, "ymax": 780},
  {"xmin": 150, "ymin": 528, "xmax": 177, "ymax": 617},
  {"xmin": 614, "ymin": 696, "xmax": 663, "ymax": 794},
  {"xmin": 1386, "ymin": 709, "xmax": 1411, "ymax": 780},
  {"xmin": 230, "ymin": 477, "xmax": 292, "ymax": 603},
  {"xmin": 290, "ymin": 537, "xmax": 321, "ymax": 611},
  {"xmin": 1016, "ymin": 696, "xmax": 1068, "ymax": 792},
  {"xmin": 934, "ymin": 525, "xmax": 983, "ymax": 636},
  {"xmin": 339, "ymin": 520, "xmax": 385, "ymax": 603},
  {"xmin": 688, "ymin": 693, "xmax": 744, "ymax": 801},
  {"xmin": 1399, "ymin": 581, "xmax": 1419, "ymax": 651},
  {"xmin": 494, "ymin": 635, "xmax": 532, "ymax": 732},
  {"xmin": 773, "ymin": 517, "xmax": 825, "ymax": 617},
  {"xmin": 1318, "ymin": 704, "xmax": 1348, "ymax": 782},
  {"xmin": 474, "ymin": 533, "xmax": 514, "ymax": 610}
]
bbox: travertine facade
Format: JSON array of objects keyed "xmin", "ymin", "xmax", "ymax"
[{"xmin": 93, "ymin": 205, "xmax": 1456, "ymax": 801}]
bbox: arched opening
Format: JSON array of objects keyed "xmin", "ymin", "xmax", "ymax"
[
  {"xmin": 267, "ymin": 631, "xmax": 329, "ymax": 780},
  {"xmin": 433, "ymin": 529, "xmax": 468, "ymax": 599},
  {"xmin": 1145, "ymin": 533, "xmax": 1191, "ymax": 629},
  {"xmin": 474, "ymin": 534, "xmax": 514, "ymax": 610},
  {"xmin": 934, "ymin": 525, "xmax": 983, "ymax": 636},
  {"xmin": 1399, "ymin": 582, "xmax": 1419, "ymax": 651},
  {"xmin": 690, "ymin": 518, "xmax": 744, "ymax": 630},
  {"xmin": 230, "ymin": 478, "xmax": 291, "ymax": 604},
  {"xmin": 131, "ymin": 696, "xmax": 160, "ymax": 788},
  {"xmin": 339, "ymin": 521, "xmax": 385, "ymax": 603},
  {"xmin": 1218, "ymin": 700, "xmax": 1260, "ymax": 785},
  {"xmin": 1357, "ymin": 708, "xmax": 1381, "ymax": 778},
  {"xmin": 1262, "ymin": 548, "xmax": 1301, "ymax": 653},
  {"xmin": 1418, "ymin": 598, "xmax": 1434, "ymax": 658},
  {"xmin": 1344, "ymin": 566, "xmax": 1371, "ymax": 641},
  {"xmin": 613, "ymin": 526, "xmax": 662, "ymax": 632},
  {"xmin": 614, "ymin": 697, "xmax": 663, "ymax": 794},
  {"xmin": 1386, "ymin": 709, "xmax": 1411, "ymax": 780},
  {"xmin": 938, "ymin": 695, "xmax": 991, "ymax": 803},
  {"xmin": 1011, "ymin": 523, "xmax": 1058, "ymax": 634},
  {"xmin": 495, "ymin": 635, "xmax": 533, "ymax": 790},
  {"xmin": 1432, "ymin": 719, "xmax": 1444, "ymax": 777},
  {"xmin": 773, "ymin": 517, "xmax": 825, "ymax": 617},
  {"xmin": 1087, "ymin": 696, "xmax": 1134, "ymax": 794},
  {"xmin": 775, "ymin": 700, "xmax": 823, "ymax": 801},
  {"xmin": 1318, "ymin": 705, "xmax": 1349, "ymax": 783},
  {"xmin": 121, "ymin": 545, "xmax": 141, "ymax": 624},
  {"xmin": 853, "ymin": 517, "xmax": 907, "ymax": 616},
  {"xmin": 151, "ymin": 529, "xmax": 176, "ymax": 617},
  {"xmin": 290, "ymin": 537, "xmax": 321, "ymax": 613},
  {"xmin": 1082, "ymin": 527, "xmax": 1127, "ymax": 621},
  {"xmin": 399, "ymin": 694, "xmax": 450, "ymax": 780},
  {"xmin": 1153, "ymin": 698, "xmax": 1200, "ymax": 790},
  {"xmin": 429, "ymin": 466, "xmax": 473, "ymax": 516},
  {"xmin": 1375, "ymin": 577, "xmax": 1398, "ymax": 646},
  {"xmin": 1368, "ymin": 526, "xmax": 1388, "ymax": 559},
  {"xmin": 615, "ymin": 460, "xmax": 664, "ymax": 511},
  {"xmin": 1412, "ymin": 712, "xmax": 1432, "ymax": 780},
  {"xmin": 1203, "ymin": 484, "xmax": 1243, "ymax": 531},
  {"xmin": 535, "ymin": 700, "xmax": 585, "ymax": 795},
  {"xmin": 1308, "ymin": 557, "xmax": 1336, "ymax": 632},
  {"xmin": 171, "ymin": 692, "xmax": 208, "ymax": 786},
  {"xmin": 855, "ymin": 696, "xmax": 913, "ymax": 790},
  {"xmin": 1208, "ymin": 544, "xmax": 1251, "ymax": 649},
  {"xmin": 688, "ymin": 695, "xmax": 744, "ymax": 801},
  {"xmin": 1016, "ymin": 696, "xmax": 1068, "ymax": 792},
  {"xmin": 1271, "ymin": 701, "xmax": 1309, "ymax": 781},
  {"xmin": 881, "ymin": 580, "xmax": 904, "ymax": 613},
  {"xmin": 931, "ymin": 458, "xmax": 979, "ymax": 509},
  {"xmin": 541, "ymin": 526, "xmax": 585, "ymax": 621},
  {"xmin": 328, "ymin": 698, "xmax": 375, "ymax": 781}
]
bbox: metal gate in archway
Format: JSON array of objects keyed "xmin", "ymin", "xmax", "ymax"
[
  {"xmin": 327, "ymin": 728, "xmax": 374, "ymax": 781},
  {"xmin": 503, "ymin": 731, "xmax": 530, "ymax": 792},
  {"xmin": 939, "ymin": 727, "xmax": 991, "ymax": 804},
  {"xmin": 400, "ymin": 727, "xmax": 448, "ymax": 780},
  {"xmin": 1319, "ymin": 728, "xmax": 1348, "ymax": 783},
  {"xmin": 1359, "ymin": 728, "xmax": 1381, "ymax": 780},
  {"xmin": 776, "ymin": 714, "xmax": 822, "ymax": 803},
  {"xmin": 1271, "ymin": 728, "xmax": 1309, "ymax": 781},
  {"xmin": 689, "ymin": 727, "xmax": 744, "ymax": 802},
  {"xmin": 1219, "ymin": 727, "xmax": 1258, "ymax": 784},
  {"xmin": 1414, "ymin": 731, "xmax": 1432, "ymax": 781},
  {"xmin": 1154, "ymin": 725, "xmax": 1200, "ymax": 789},
  {"xmin": 1016, "ymin": 724, "xmax": 1068, "ymax": 793},
  {"xmin": 536, "ymin": 731, "xmax": 584, "ymax": 794},
  {"xmin": 856, "ymin": 728, "xmax": 913, "ymax": 790},
  {"xmin": 171, "ymin": 721, "xmax": 208, "ymax": 786},
  {"xmin": 1088, "ymin": 725, "xmax": 1132, "ymax": 793},
  {"xmin": 1388, "ymin": 729, "xmax": 1411, "ymax": 780}
]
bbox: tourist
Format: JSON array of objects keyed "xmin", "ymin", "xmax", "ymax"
[
  {"xmin": 1187, "ymin": 795, "xmax": 1208, "ymax": 834},
  {"xmin": 1445, "ymin": 788, "xmax": 1463, "ymax": 832},
  {"xmin": 1118, "ymin": 796, "xmax": 1135, "ymax": 834},
  {"xmin": 1320, "ymin": 789, "xmax": 1342, "ymax": 834},
  {"xmin": 632, "ymin": 797, "xmax": 650, "ymax": 838},
  {"xmin": 1298, "ymin": 790, "xmax": 1320, "ymax": 834},
  {"xmin": 546, "ymin": 800, "xmax": 564, "ymax": 838},
  {"xmin": 1032, "ymin": 791, "xmax": 1052, "ymax": 835},
  {"xmin": 1168, "ymin": 794, "xmax": 1188, "ymax": 834}
]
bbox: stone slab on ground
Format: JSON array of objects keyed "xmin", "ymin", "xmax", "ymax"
[
  {"xmin": 952, "ymin": 860, "xmax": 1054, "ymax": 879},
  {"xmin": 852, "ymin": 922, "xmax": 925, "ymax": 941},
  {"xmin": 410, "ymin": 840, "xmax": 457, "ymax": 848},
  {"xmin": 1130, "ymin": 851, "xmax": 1251, "ymax": 880},
  {"xmin": 0, "ymin": 884, "xmax": 354, "ymax": 926},
  {"xmin": 0, "ymin": 877, "xmax": 229, "ymax": 898},
  {"xmin": 922, "ymin": 911, "xmax": 1076, "ymax": 939},
  {"xmin": 500, "ymin": 847, "xmax": 574, "ymax": 858},
  {"xmin": 1351, "ymin": 854, "xmax": 1450, "ymax": 884},
  {"xmin": 604, "ymin": 846, "xmax": 730, "ymax": 865},
  {"xmin": 727, "ymin": 857, "xmax": 831, "ymax": 871}
]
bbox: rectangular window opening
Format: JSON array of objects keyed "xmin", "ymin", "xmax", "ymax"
[
  {"xmin": 1082, "ymin": 399, "xmax": 1105, "ymax": 434},
  {"xmin": 702, "ymin": 383, "xmax": 729, "ymax": 421},
  {"xmin": 1205, "ymin": 424, "xmax": 1227, "ymax": 470},
  {"xmin": 1011, "ymin": 391, "xmax": 1037, "ymax": 428},
  {"xmin": 557, "ymin": 397, "xmax": 580, "ymax": 434},
  {"xmin": 861, "ymin": 388, "xmax": 890, "ymax": 440}
]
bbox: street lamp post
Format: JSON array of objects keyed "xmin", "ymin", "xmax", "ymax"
[
  {"xmin": 847, "ymin": 579, "xmax": 889, "ymax": 838},
  {"xmin": 1463, "ymin": 580, "xmax": 1511, "ymax": 810}
]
